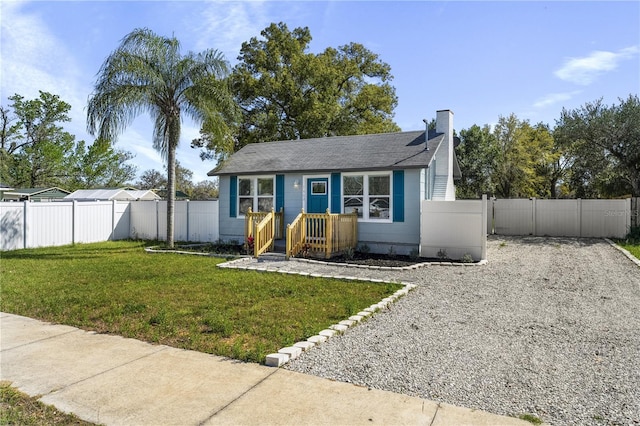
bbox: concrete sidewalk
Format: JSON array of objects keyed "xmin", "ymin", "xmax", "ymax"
[{"xmin": 1, "ymin": 313, "xmax": 528, "ymax": 425}]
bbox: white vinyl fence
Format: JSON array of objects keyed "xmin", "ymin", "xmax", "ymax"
[
  {"xmin": 0, "ymin": 200, "xmax": 219, "ymax": 251},
  {"xmin": 488, "ymin": 198, "xmax": 631, "ymax": 238},
  {"xmin": 130, "ymin": 200, "xmax": 219, "ymax": 242},
  {"xmin": 420, "ymin": 195, "xmax": 487, "ymax": 261}
]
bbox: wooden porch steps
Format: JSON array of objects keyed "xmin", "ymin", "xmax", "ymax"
[{"xmin": 273, "ymin": 239, "xmax": 286, "ymax": 253}]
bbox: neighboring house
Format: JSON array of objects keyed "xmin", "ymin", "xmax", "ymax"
[
  {"xmin": 1, "ymin": 187, "xmax": 71, "ymax": 202},
  {"xmin": 155, "ymin": 189, "xmax": 190, "ymax": 200},
  {"xmin": 0, "ymin": 183, "xmax": 14, "ymax": 201},
  {"xmin": 64, "ymin": 188, "xmax": 160, "ymax": 201},
  {"xmin": 208, "ymin": 109, "xmax": 460, "ymax": 255}
]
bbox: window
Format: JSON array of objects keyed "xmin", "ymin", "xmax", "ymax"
[
  {"xmin": 311, "ymin": 181, "xmax": 327, "ymax": 195},
  {"xmin": 343, "ymin": 173, "xmax": 391, "ymax": 220},
  {"xmin": 343, "ymin": 175, "xmax": 363, "ymax": 217},
  {"xmin": 238, "ymin": 176, "xmax": 274, "ymax": 216}
]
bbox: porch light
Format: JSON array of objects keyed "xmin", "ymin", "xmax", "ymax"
[{"xmin": 293, "ymin": 179, "xmax": 300, "ymax": 189}]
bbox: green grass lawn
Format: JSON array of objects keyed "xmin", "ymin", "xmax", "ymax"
[
  {"xmin": 618, "ymin": 241, "xmax": 640, "ymax": 260},
  {"xmin": 1, "ymin": 241, "xmax": 401, "ymax": 363},
  {"xmin": 0, "ymin": 382, "xmax": 96, "ymax": 426}
]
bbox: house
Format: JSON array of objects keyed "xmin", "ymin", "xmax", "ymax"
[
  {"xmin": 64, "ymin": 188, "xmax": 160, "ymax": 201},
  {"xmin": 1, "ymin": 187, "xmax": 71, "ymax": 202},
  {"xmin": 208, "ymin": 109, "xmax": 460, "ymax": 255}
]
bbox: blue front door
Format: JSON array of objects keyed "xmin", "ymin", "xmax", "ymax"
[{"xmin": 307, "ymin": 178, "xmax": 329, "ymax": 213}]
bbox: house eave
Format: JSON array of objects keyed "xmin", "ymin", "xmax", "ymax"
[{"xmin": 209, "ymin": 163, "xmax": 430, "ymax": 177}]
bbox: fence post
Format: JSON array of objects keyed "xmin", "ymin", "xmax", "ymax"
[
  {"xmin": 577, "ymin": 198, "xmax": 582, "ymax": 237},
  {"xmin": 531, "ymin": 197, "xmax": 536, "ymax": 236},
  {"xmin": 156, "ymin": 200, "xmax": 160, "ymax": 241},
  {"xmin": 23, "ymin": 201, "xmax": 28, "ymax": 249},
  {"xmin": 486, "ymin": 197, "xmax": 494, "ymax": 235},
  {"xmin": 72, "ymin": 200, "xmax": 77, "ymax": 244},
  {"xmin": 626, "ymin": 198, "xmax": 631, "ymax": 235},
  {"xmin": 111, "ymin": 200, "xmax": 117, "ymax": 241},
  {"xmin": 481, "ymin": 195, "xmax": 487, "ymax": 261},
  {"xmin": 186, "ymin": 200, "xmax": 190, "ymax": 242}
]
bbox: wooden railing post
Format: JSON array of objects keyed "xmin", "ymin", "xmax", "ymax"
[
  {"xmin": 245, "ymin": 207, "xmax": 253, "ymax": 241},
  {"xmin": 325, "ymin": 208, "xmax": 332, "ymax": 258},
  {"xmin": 270, "ymin": 208, "xmax": 275, "ymax": 251},
  {"xmin": 300, "ymin": 208, "xmax": 306, "ymax": 254},
  {"xmin": 286, "ymin": 223, "xmax": 292, "ymax": 258},
  {"xmin": 252, "ymin": 216, "xmax": 258, "ymax": 257}
]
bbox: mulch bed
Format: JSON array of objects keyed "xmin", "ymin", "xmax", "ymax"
[{"xmin": 318, "ymin": 253, "xmax": 436, "ymax": 268}]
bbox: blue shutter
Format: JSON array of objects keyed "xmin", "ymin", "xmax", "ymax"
[
  {"xmin": 229, "ymin": 176, "xmax": 237, "ymax": 218},
  {"xmin": 331, "ymin": 173, "xmax": 341, "ymax": 213},
  {"xmin": 275, "ymin": 174, "xmax": 285, "ymax": 211},
  {"xmin": 393, "ymin": 170, "xmax": 404, "ymax": 222}
]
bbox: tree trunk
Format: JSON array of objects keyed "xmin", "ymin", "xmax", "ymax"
[
  {"xmin": 166, "ymin": 143, "xmax": 176, "ymax": 249},
  {"xmin": 632, "ymin": 174, "xmax": 640, "ymax": 198},
  {"xmin": 550, "ymin": 177, "xmax": 558, "ymax": 199}
]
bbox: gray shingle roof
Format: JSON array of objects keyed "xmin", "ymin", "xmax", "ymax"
[{"xmin": 208, "ymin": 130, "xmax": 444, "ymax": 176}]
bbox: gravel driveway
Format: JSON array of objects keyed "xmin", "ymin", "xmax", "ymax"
[{"xmin": 285, "ymin": 236, "xmax": 640, "ymax": 425}]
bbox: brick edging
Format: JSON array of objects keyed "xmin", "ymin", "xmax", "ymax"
[{"xmin": 263, "ymin": 283, "xmax": 417, "ymax": 367}]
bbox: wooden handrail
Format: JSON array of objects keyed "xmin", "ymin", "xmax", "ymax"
[
  {"xmin": 286, "ymin": 209, "xmax": 357, "ymax": 259},
  {"xmin": 245, "ymin": 207, "xmax": 284, "ymax": 240},
  {"xmin": 253, "ymin": 210, "xmax": 274, "ymax": 257},
  {"xmin": 286, "ymin": 209, "xmax": 305, "ymax": 259}
]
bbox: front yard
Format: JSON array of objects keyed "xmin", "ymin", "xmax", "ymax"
[{"xmin": 1, "ymin": 241, "xmax": 400, "ymax": 363}]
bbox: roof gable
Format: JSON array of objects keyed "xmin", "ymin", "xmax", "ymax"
[
  {"xmin": 65, "ymin": 189, "xmax": 136, "ymax": 201},
  {"xmin": 209, "ymin": 130, "xmax": 444, "ymax": 176},
  {"xmin": 11, "ymin": 187, "xmax": 71, "ymax": 196}
]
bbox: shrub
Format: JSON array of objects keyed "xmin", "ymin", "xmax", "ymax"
[
  {"xmin": 357, "ymin": 244, "xmax": 370, "ymax": 254},
  {"xmin": 437, "ymin": 248, "xmax": 448, "ymax": 260},
  {"xmin": 461, "ymin": 253, "xmax": 474, "ymax": 263},
  {"xmin": 245, "ymin": 236, "xmax": 255, "ymax": 255},
  {"xmin": 343, "ymin": 246, "xmax": 355, "ymax": 260},
  {"xmin": 624, "ymin": 226, "xmax": 640, "ymax": 244}
]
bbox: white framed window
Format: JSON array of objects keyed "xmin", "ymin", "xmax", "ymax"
[
  {"xmin": 237, "ymin": 176, "xmax": 274, "ymax": 216},
  {"xmin": 343, "ymin": 172, "xmax": 391, "ymax": 221},
  {"xmin": 311, "ymin": 180, "xmax": 327, "ymax": 195}
]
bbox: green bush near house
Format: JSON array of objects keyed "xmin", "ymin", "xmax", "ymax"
[{"xmin": 1, "ymin": 241, "xmax": 401, "ymax": 363}]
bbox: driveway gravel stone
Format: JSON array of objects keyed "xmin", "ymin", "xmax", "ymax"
[{"xmin": 285, "ymin": 236, "xmax": 640, "ymax": 426}]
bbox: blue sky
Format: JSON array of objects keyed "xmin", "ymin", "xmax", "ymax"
[{"xmin": 2, "ymin": 1, "xmax": 639, "ymax": 184}]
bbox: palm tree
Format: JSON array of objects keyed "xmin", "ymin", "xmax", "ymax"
[{"xmin": 87, "ymin": 28, "xmax": 235, "ymax": 247}]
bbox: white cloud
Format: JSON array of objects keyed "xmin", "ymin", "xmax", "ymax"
[
  {"xmin": 191, "ymin": 1, "xmax": 270, "ymax": 61},
  {"xmin": 1, "ymin": 1, "xmax": 90, "ymax": 138},
  {"xmin": 554, "ymin": 46, "xmax": 639, "ymax": 85},
  {"xmin": 116, "ymin": 127, "xmax": 163, "ymax": 176},
  {"xmin": 533, "ymin": 91, "xmax": 582, "ymax": 108}
]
